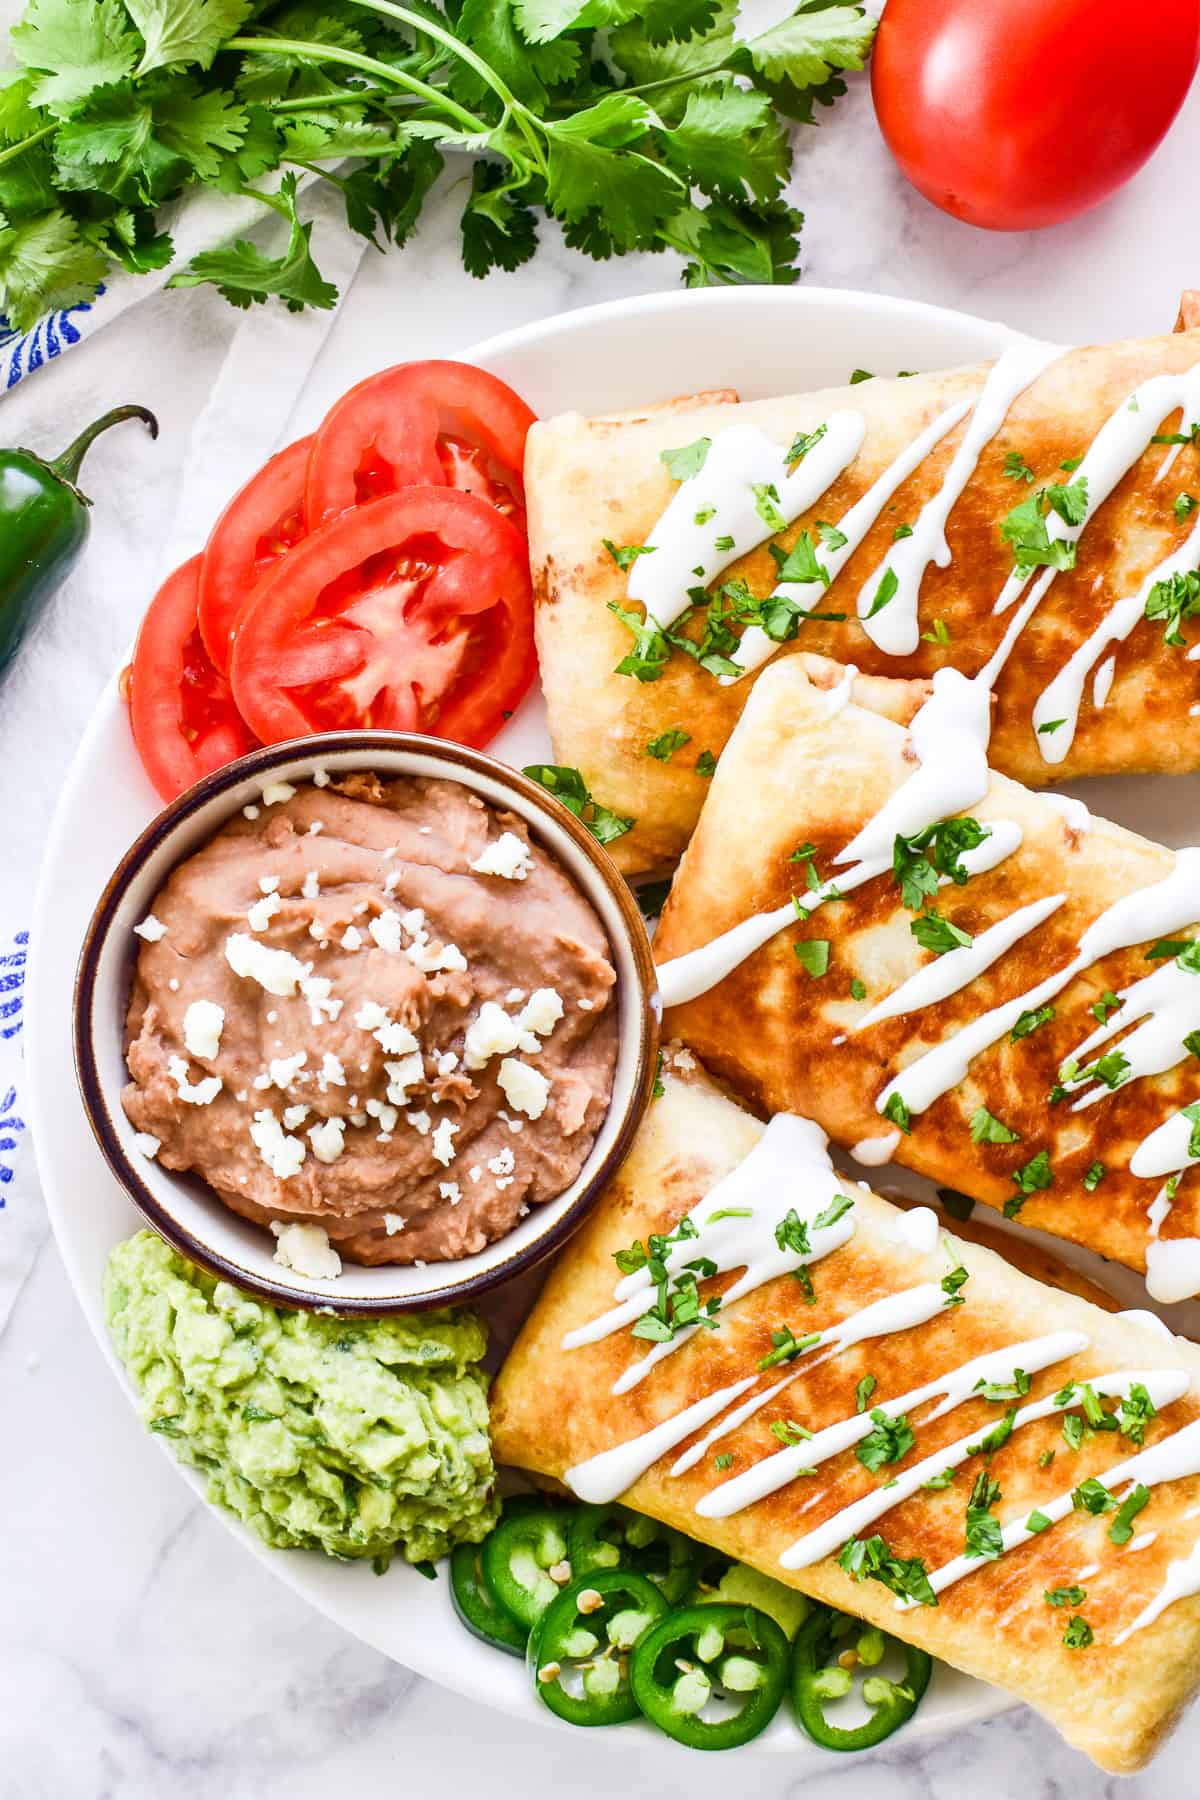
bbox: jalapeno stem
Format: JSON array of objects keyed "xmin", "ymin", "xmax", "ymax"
[{"xmin": 49, "ymin": 405, "xmax": 159, "ymax": 491}]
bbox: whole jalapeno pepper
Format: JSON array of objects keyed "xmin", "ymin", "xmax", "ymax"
[
  {"xmin": 0, "ymin": 403, "xmax": 158, "ymax": 672},
  {"xmin": 528, "ymin": 1568, "xmax": 669, "ymax": 1727},
  {"xmin": 630, "ymin": 1602, "xmax": 790, "ymax": 1749},
  {"xmin": 790, "ymin": 1603, "xmax": 932, "ymax": 1751}
]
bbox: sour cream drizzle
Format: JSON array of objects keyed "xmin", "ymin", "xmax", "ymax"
[
  {"xmin": 1114, "ymin": 1536, "xmax": 1200, "ymax": 1646},
  {"xmin": 910, "ymin": 1398, "xmax": 1200, "ymax": 1608},
  {"xmin": 628, "ymin": 415, "xmax": 867, "ymax": 631},
  {"xmin": 730, "ymin": 398, "xmax": 976, "ymax": 681},
  {"xmin": 656, "ymin": 670, "xmax": 1014, "ymax": 1010},
  {"xmin": 877, "ymin": 848, "xmax": 1200, "ymax": 1121},
  {"xmin": 1059, "ymin": 958, "xmax": 1200, "ymax": 1111},
  {"xmin": 699, "ymin": 1330, "xmax": 1088, "ymax": 1524},
  {"xmin": 670, "ymin": 1278, "xmax": 950, "ymax": 1479},
  {"xmin": 1033, "ymin": 506, "xmax": 1200, "ymax": 761},
  {"xmin": 560, "ymin": 1115, "xmax": 855, "ymax": 1394},
  {"xmin": 856, "ymin": 342, "xmax": 1066, "ymax": 658},
  {"xmin": 853, "ymin": 892, "xmax": 1066, "ymax": 1032}
]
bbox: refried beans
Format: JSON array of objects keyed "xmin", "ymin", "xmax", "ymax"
[{"xmin": 122, "ymin": 771, "xmax": 619, "ymax": 1267}]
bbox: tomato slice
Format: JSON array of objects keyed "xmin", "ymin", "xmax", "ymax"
[
  {"xmin": 304, "ymin": 360, "xmax": 536, "ymax": 532},
  {"xmin": 230, "ymin": 487, "xmax": 536, "ymax": 749},
  {"xmin": 128, "ymin": 556, "xmax": 259, "ymax": 803},
  {"xmin": 197, "ymin": 435, "xmax": 313, "ymax": 673}
]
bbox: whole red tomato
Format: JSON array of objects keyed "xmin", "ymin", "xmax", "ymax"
[{"xmin": 872, "ymin": 0, "xmax": 1200, "ymax": 230}]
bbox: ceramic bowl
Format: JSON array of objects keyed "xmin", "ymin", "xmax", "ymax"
[{"xmin": 73, "ymin": 732, "xmax": 659, "ymax": 1313}]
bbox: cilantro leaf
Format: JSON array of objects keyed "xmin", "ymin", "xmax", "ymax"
[
  {"xmin": 661, "ymin": 437, "xmax": 711, "ymax": 481},
  {"xmin": 793, "ymin": 938, "xmax": 830, "ymax": 977},
  {"xmin": 659, "ymin": 80, "xmax": 789, "ymax": 206},
  {"xmin": 742, "ymin": 4, "xmax": 876, "ymax": 89},
  {"xmin": 11, "ymin": 0, "xmax": 137, "ymax": 114},
  {"xmin": 969, "ymin": 1106, "xmax": 1020, "ymax": 1146},
  {"xmin": 0, "ymin": 206, "xmax": 106, "ymax": 331},
  {"xmin": 522, "ymin": 763, "xmax": 633, "ymax": 845},
  {"xmin": 911, "ymin": 910, "xmax": 972, "ymax": 955},
  {"xmin": 127, "ymin": 0, "xmax": 254, "ymax": 78},
  {"xmin": 856, "ymin": 1407, "xmax": 914, "ymax": 1473},
  {"xmin": 168, "ymin": 172, "xmax": 335, "ymax": 311}
]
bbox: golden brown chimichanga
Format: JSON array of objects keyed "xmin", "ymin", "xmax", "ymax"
[
  {"xmin": 653, "ymin": 657, "xmax": 1200, "ymax": 1304},
  {"xmin": 528, "ymin": 322, "xmax": 1200, "ymax": 876},
  {"xmin": 492, "ymin": 1062, "xmax": 1200, "ymax": 1774}
]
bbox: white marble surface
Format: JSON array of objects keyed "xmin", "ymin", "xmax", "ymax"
[{"xmin": 5, "ymin": 37, "xmax": 1200, "ymax": 1798}]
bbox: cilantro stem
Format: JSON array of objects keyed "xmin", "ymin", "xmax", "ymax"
[
  {"xmin": 226, "ymin": 36, "xmax": 487, "ymax": 135},
  {"xmin": 345, "ymin": 0, "xmax": 529, "ymax": 119},
  {"xmin": 0, "ymin": 122, "xmax": 56, "ymax": 167}
]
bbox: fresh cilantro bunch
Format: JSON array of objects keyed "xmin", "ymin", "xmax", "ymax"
[{"xmin": 0, "ymin": 0, "xmax": 877, "ymax": 330}]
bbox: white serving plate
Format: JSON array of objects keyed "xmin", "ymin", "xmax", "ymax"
[{"xmin": 29, "ymin": 285, "xmax": 1200, "ymax": 1761}]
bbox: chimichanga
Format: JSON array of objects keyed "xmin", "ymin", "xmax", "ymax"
[
  {"xmin": 491, "ymin": 1062, "xmax": 1200, "ymax": 1774},
  {"xmin": 653, "ymin": 659, "xmax": 1200, "ymax": 1307},
  {"xmin": 528, "ymin": 319, "xmax": 1200, "ymax": 875}
]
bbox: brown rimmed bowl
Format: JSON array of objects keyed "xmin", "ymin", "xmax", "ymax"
[{"xmin": 73, "ymin": 732, "xmax": 660, "ymax": 1314}]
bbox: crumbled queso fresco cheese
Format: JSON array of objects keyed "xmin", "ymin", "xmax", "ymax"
[
  {"xmin": 497, "ymin": 1058, "xmax": 550, "ymax": 1121},
  {"xmin": 167, "ymin": 1055, "xmax": 223, "ymax": 1106},
  {"xmin": 469, "ymin": 831, "xmax": 534, "ymax": 881},
  {"xmin": 261, "ymin": 780, "xmax": 296, "ymax": 806},
  {"xmin": 225, "ymin": 932, "xmax": 307, "ymax": 997},
  {"xmin": 246, "ymin": 891, "xmax": 281, "ymax": 932},
  {"xmin": 251, "ymin": 1109, "xmax": 306, "ymax": 1179},
  {"xmin": 520, "ymin": 988, "xmax": 564, "ymax": 1037},
  {"xmin": 368, "ymin": 911, "xmax": 403, "ymax": 953},
  {"xmin": 183, "ymin": 1000, "xmax": 224, "ymax": 1061},
  {"xmin": 269, "ymin": 1051, "xmax": 307, "ymax": 1089},
  {"xmin": 431, "ymin": 1118, "xmax": 459, "ymax": 1166},
  {"xmin": 132, "ymin": 1131, "xmax": 161, "ymax": 1160},
  {"xmin": 133, "ymin": 914, "xmax": 167, "ymax": 943},
  {"xmin": 383, "ymin": 1213, "xmax": 406, "ymax": 1235},
  {"xmin": 270, "ymin": 1220, "xmax": 342, "ymax": 1280},
  {"xmin": 308, "ymin": 1117, "xmax": 345, "ymax": 1163}
]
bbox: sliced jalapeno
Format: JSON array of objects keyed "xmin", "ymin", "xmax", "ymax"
[
  {"xmin": 567, "ymin": 1504, "xmax": 698, "ymax": 1605},
  {"xmin": 450, "ymin": 1541, "xmax": 528, "ymax": 1656},
  {"xmin": 481, "ymin": 1503, "xmax": 572, "ymax": 1631},
  {"xmin": 630, "ymin": 1602, "xmax": 790, "ymax": 1749},
  {"xmin": 790, "ymin": 1604, "xmax": 932, "ymax": 1752},
  {"xmin": 528, "ymin": 1568, "xmax": 669, "ymax": 1727}
]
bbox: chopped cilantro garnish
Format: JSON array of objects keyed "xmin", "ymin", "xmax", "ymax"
[
  {"xmin": 1062, "ymin": 1616, "xmax": 1094, "ymax": 1649},
  {"xmin": 775, "ymin": 1209, "xmax": 810, "ymax": 1256},
  {"xmin": 1145, "ymin": 569, "xmax": 1200, "ymax": 647},
  {"xmin": 850, "ymin": 977, "xmax": 867, "ymax": 1001},
  {"xmin": 1091, "ymin": 990, "xmax": 1123, "ymax": 1024},
  {"xmin": 1003, "ymin": 451, "xmax": 1035, "ymax": 484},
  {"xmin": 1045, "ymin": 1585, "xmax": 1086, "ymax": 1608},
  {"xmin": 969, "ymin": 1106, "xmax": 1021, "ymax": 1146},
  {"xmin": 1010, "ymin": 1149, "xmax": 1053, "ymax": 1196},
  {"xmin": 1108, "ymin": 1482, "xmax": 1151, "ymax": 1546},
  {"xmin": 714, "ymin": 534, "xmax": 735, "ymax": 552},
  {"xmin": 892, "ymin": 817, "xmax": 990, "ymax": 910},
  {"xmin": 857, "ymin": 1408, "xmax": 915, "ymax": 1473},
  {"xmin": 849, "ymin": 370, "xmax": 874, "ymax": 385},
  {"xmin": 921, "ymin": 1468, "xmax": 957, "ymax": 1491},
  {"xmin": 758, "ymin": 1325, "xmax": 821, "ymax": 1370},
  {"xmin": 1082, "ymin": 1161, "xmax": 1106, "ymax": 1192},
  {"xmin": 941, "ymin": 1261, "xmax": 969, "ymax": 1307},
  {"xmin": 1000, "ymin": 480, "xmax": 1087, "ymax": 573},
  {"xmin": 1176, "ymin": 493, "xmax": 1198, "ymax": 522},
  {"xmin": 814, "ymin": 1193, "xmax": 855, "ymax": 1232},
  {"xmin": 838, "ymin": 1534, "xmax": 938, "ymax": 1607},
  {"xmin": 911, "ymin": 911, "xmax": 972, "ymax": 954},
  {"xmin": 964, "ymin": 1471, "xmax": 1004, "ymax": 1559},
  {"xmin": 882, "ymin": 1092, "xmax": 912, "ymax": 1135},
  {"xmin": 1072, "ymin": 1477, "xmax": 1115, "ymax": 1516},
  {"xmin": 644, "ymin": 728, "xmax": 690, "ymax": 762},
  {"xmin": 893, "ymin": 522, "xmax": 914, "ymax": 540},
  {"xmin": 604, "ymin": 539, "xmax": 656, "ymax": 573},
  {"xmin": 1037, "ymin": 719, "xmax": 1066, "ymax": 736},
  {"xmin": 1025, "ymin": 1510, "xmax": 1052, "ymax": 1533},
  {"xmin": 714, "ymin": 1453, "xmax": 733, "ymax": 1472},
  {"xmin": 607, "ymin": 600, "xmax": 671, "ymax": 682},
  {"xmin": 660, "ymin": 438, "xmax": 711, "ymax": 482},
  {"xmin": 856, "ymin": 1374, "xmax": 877, "ymax": 1414},
  {"xmin": 785, "ymin": 424, "xmax": 828, "ymax": 466},
  {"xmin": 522, "ymin": 764, "xmax": 633, "ymax": 846},
  {"xmin": 920, "ymin": 618, "xmax": 951, "ymax": 646},
  {"xmin": 974, "ymin": 1369, "xmax": 1030, "ymax": 1403},
  {"xmin": 752, "ymin": 481, "xmax": 787, "ymax": 533},
  {"xmin": 1119, "ymin": 1382, "xmax": 1158, "ymax": 1446},
  {"xmin": 1010, "ymin": 1003, "xmax": 1055, "ymax": 1042},
  {"xmin": 866, "ymin": 567, "xmax": 899, "ymax": 617},
  {"xmin": 794, "ymin": 938, "xmax": 830, "ymax": 977},
  {"xmin": 695, "ymin": 750, "xmax": 717, "ymax": 778}
]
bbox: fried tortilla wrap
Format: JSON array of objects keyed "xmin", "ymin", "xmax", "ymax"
[
  {"xmin": 653, "ymin": 657, "xmax": 1200, "ymax": 1306},
  {"xmin": 528, "ymin": 321, "xmax": 1200, "ymax": 875},
  {"xmin": 491, "ymin": 1062, "xmax": 1200, "ymax": 1773}
]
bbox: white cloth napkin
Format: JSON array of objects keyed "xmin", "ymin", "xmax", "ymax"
[{"xmin": 0, "ymin": 182, "xmax": 367, "ymax": 1339}]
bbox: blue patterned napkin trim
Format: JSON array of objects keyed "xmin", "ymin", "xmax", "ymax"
[
  {"xmin": 0, "ymin": 288, "xmax": 106, "ymax": 392},
  {"xmin": 0, "ymin": 931, "xmax": 28, "ymax": 1202}
]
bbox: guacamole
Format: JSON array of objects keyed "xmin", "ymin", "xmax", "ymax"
[{"xmin": 104, "ymin": 1231, "xmax": 498, "ymax": 1564}]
